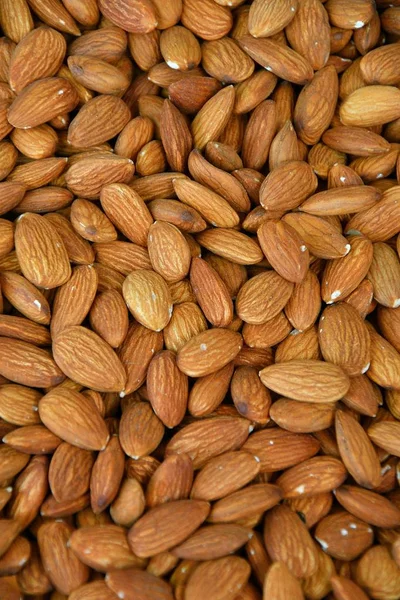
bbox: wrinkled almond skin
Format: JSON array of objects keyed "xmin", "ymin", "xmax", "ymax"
[{"xmin": 0, "ymin": 5, "xmax": 400, "ymax": 599}]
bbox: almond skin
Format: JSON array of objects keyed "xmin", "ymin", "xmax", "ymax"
[
  {"xmin": 264, "ymin": 505, "xmax": 319, "ymax": 579},
  {"xmin": 165, "ymin": 416, "xmax": 250, "ymax": 469},
  {"xmin": 148, "ymin": 221, "xmax": 191, "ymax": 283},
  {"xmin": 191, "ymin": 451, "xmax": 260, "ymax": 502},
  {"xmin": 98, "ymin": 0, "xmax": 158, "ymax": 33},
  {"xmin": 258, "ymin": 220, "xmax": 309, "ymax": 283},
  {"xmin": 37, "ymin": 521, "xmax": 89, "ymax": 595}
]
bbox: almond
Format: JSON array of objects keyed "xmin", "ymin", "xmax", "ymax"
[
  {"xmin": 263, "ymin": 562, "xmax": 304, "ymax": 600},
  {"xmin": 9, "ymin": 26, "xmax": 66, "ymax": 94},
  {"xmin": 276, "ymin": 456, "xmax": 347, "ymax": 498},
  {"xmin": 177, "ymin": 328, "xmax": 242, "ymax": 377},
  {"xmin": 264, "ymin": 505, "xmax": 319, "ymax": 578},
  {"xmin": 260, "ymin": 360, "xmax": 350, "ymax": 403},
  {"xmin": 49, "ymin": 442, "xmax": 94, "ymax": 503},
  {"xmin": 89, "ymin": 289, "xmax": 129, "ymax": 348},
  {"xmin": 147, "ymin": 350, "xmax": 188, "ymax": 428},
  {"xmin": 166, "ymin": 416, "xmax": 250, "ymax": 469},
  {"xmin": 65, "ymin": 154, "xmax": 134, "ymax": 199},
  {"xmin": 184, "ymin": 556, "xmax": 250, "ymax": 600},
  {"xmin": 0, "ymin": 338, "xmax": 64, "ymax": 388},
  {"xmin": 128, "ymin": 499, "xmax": 209, "ymax": 557},
  {"xmin": 52, "ymin": 325, "xmax": 127, "ymax": 393},
  {"xmin": 315, "ymin": 510, "xmax": 373, "ymax": 561},
  {"xmin": 335, "ymin": 485, "xmax": 400, "ymax": 528},
  {"xmin": 68, "ymin": 95, "xmax": 131, "ymax": 147},
  {"xmin": 106, "ymin": 568, "xmax": 173, "ymax": 600},
  {"xmin": 37, "ymin": 521, "xmax": 89, "ymax": 595},
  {"xmin": 340, "ymin": 85, "xmax": 400, "ymax": 127},
  {"xmin": 239, "ymin": 35, "xmax": 313, "ymax": 86},
  {"xmin": 8, "ymin": 77, "xmax": 79, "ymax": 128},
  {"xmin": 171, "ymin": 524, "xmax": 252, "ymax": 561},
  {"xmin": 242, "ymin": 427, "xmax": 320, "ymax": 473},
  {"xmin": 248, "ymin": 0, "xmax": 297, "ymax": 37},
  {"xmin": 122, "ymin": 269, "xmax": 172, "ymax": 332},
  {"xmin": 98, "ymin": 0, "xmax": 157, "ymax": 33},
  {"xmin": 120, "ymin": 401, "xmax": 164, "ymax": 459},
  {"xmin": 39, "ymin": 387, "xmax": 109, "ymax": 451},
  {"xmin": 336, "ymin": 409, "xmax": 382, "ymax": 489},
  {"xmin": 90, "ymin": 435, "xmax": 125, "ymax": 514},
  {"xmin": 319, "ymin": 303, "xmax": 371, "ymax": 376}
]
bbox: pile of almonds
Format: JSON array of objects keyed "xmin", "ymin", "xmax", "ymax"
[{"xmin": 1, "ymin": 0, "xmax": 400, "ymax": 598}]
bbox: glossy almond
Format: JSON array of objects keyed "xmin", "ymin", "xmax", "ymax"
[
  {"xmin": 98, "ymin": 0, "xmax": 158, "ymax": 33},
  {"xmin": 336, "ymin": 409, "xmax": 381, "ymax": 489},
  {"xmin": 165, "ymin": 416, "xmax": 250, "ymax": 469},
  {"xmin": 39, "ymin": 388, "xmax": 109, "ymax": 451},
  {"xmin": 260, "ymin": 360, "xmax": 350, "ymax": 403},
  {"xmin": 0, "ymin": 338, "xmax": 64, "ymax": 388},
  {"xmin": 239, "ymin": 35, "xmax": 313, "ymax": 86},
  {"xmin": 122, "ymin": 269, "xmax": 172, "ymax": 332},
  {"xmin": 258, "ymin": 220, "xmax": 309, "ymax": 283},
  {"xmin": 8, "ymin": 77, "xmax": 79, "ymax": 128}
]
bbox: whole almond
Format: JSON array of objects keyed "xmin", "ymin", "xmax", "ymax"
[
  {"xmin": 98, "ymin": 0, "xmax": 158, "ymax": 33},
  {"xmin": 177, "ymin": 328, "xmax": 242, "ymax": 377},
  {"xmin": 165, "ymin": 416, "xmax": 250, "ymax": 469},
  {"xmin": 147, "ymin": 350, "xmax": 188, "ymax": 428},
  {"xmin": 148, "ymin": 221, "xmax": 191, "ymax": 283},
  {"xmin": 52, "ymin": 325, "xmax": 127, "ymax": 393},
  {"xmin": 9, "ymin": 26, "xmax": 66, "ymax": 94},
  {"xmin": 122, "ymin": 269, "xmax": 172, "ymax": 332},
  {"xmin": 128, "ymin": 499, "xmax": 209, "ymax": 557},
  {"xmin": 15, "ymin": 212, "xmax": 71, "ymax": 289},
  {"xmin": 39, "ymin": 387, "xmax": 109, "ymax": 451},
  {"xmin": 264, "ymin": 505, "xmax": 318, "ymax": 578},
  {"xmin": 258, "ymin": 220, "xmax": 309, "ymax": 283},
  {"xmin": 37, "ymin": 521, "xmax": 89, "ymax": 595},
  {"xmin": 8, "ymin": 77, "xmax": 79, "ymax": 128},
  {"xmin": 260, "ymin": 360, "xmax": 350, "ymax": 403},
  {"xmin": 318, "ymin": 303, "xmax": 371, "ymax": 376},
  {"xmin": 0, "ymin": 338, "xmax": 64, "ymax": 388},
  {"xmin": 68, "ymin": 95, "xmax": 131, "ymax": 147},
  {"xmin": 335, "ymin": 409, "xmax": 381, "ymax": 489}
]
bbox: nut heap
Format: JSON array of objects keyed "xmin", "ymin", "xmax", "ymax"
[{"xmin": 1, "ymin": 0, "xmax": 400, "ymax": 599}]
